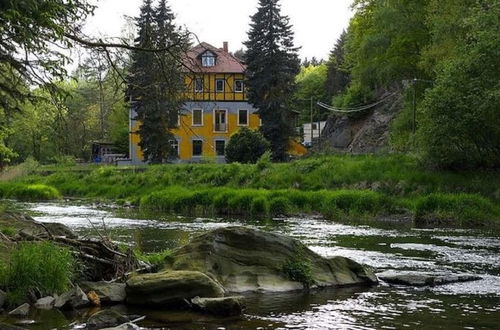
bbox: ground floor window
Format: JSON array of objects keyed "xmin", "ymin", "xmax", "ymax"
[
  {"xmin": 215, "ymin": 140, "xmax": 225, "ymax": 156},
  {"xmin": 192, "ymin": 140, "xmax": 203, "ymax": 156},
  {"xmin": 169, "ymin": 139, "xmax": 179, "ymax": 156},
  {"xmin": 238, "ymin": 109, "xmax": 248, "ymax": 126}
]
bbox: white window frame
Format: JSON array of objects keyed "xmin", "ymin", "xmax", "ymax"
[
  {"xmin": 213, "ymin": 109, "xmax": 228, "ymax": 133},
  {"xmin": 234, "ymin": 80, "xmax": 244, "ymax": 93},
  {"xmin": 215, "ymin": 79, "xmax": 225, "ymax": 93},
  {"xmin": 192, "ymin": 139, "xmax": 203, "ymax": 157},
  {"xmin": 192, "ymin": 109, "xmax": 203, "ymax": 126},
  {"xmin": 194, "ymin": 78, "xmax": 203, "ymax": 93},
  {"xmin": 238, "ymin": 109, "xmax": 249, "ymax": 126},
  {"xmin": 201, "ymin": 52, "xmax": 215, "ymax": 67},
  {"xmin": 214, "ymin": 139, "xmax": 226, "ymax": 157}
]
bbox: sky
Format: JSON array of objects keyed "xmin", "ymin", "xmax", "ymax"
[{"xmin": 84, "ymin": 0, "xmax": 354, "ymax": 61}]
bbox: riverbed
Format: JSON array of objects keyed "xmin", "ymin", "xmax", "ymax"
[{"xmin": 3, "ymin": 202, "xmax": 500, "ymax": 329}]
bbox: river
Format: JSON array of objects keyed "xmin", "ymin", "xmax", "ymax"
[{"xmin": 3, "ymin": 202, "xmax": 500, "ymax": 329}]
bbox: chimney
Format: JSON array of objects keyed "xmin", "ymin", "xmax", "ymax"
[{"xmin": 223, "ymin": 41, "xmax": 228, "ymax": 53}]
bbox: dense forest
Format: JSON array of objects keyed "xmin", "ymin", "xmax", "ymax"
[
  {"xmin": 1, "ymin": 0, "xmax": 498, "ymax": 170},
  {"xmin": 296, "ymin": 0, "xmax": 499, "ymax": 169}
]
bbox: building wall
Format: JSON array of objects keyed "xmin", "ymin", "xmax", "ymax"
[
  {"xmin": 184, "ymin": 73, "xmax": 247, "ymax": 101},
  {"xmin": 130, "ymin": 100, "xmax": 260, "ymax": 163}
]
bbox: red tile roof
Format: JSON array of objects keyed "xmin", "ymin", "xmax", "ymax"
[{"xmin": 183, "ymin": 42, "xmax": 246, "ymax": 73}]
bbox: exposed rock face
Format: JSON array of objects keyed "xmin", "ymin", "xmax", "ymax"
[
  {"xmin": 126, "ymin": 270, "xmax": 225, "ymax": 306},
  {"xmin": 34, "ymin": 296, "xmax": 55, "ymax": 310},
  {"xmin": 166, "ymin": 227, "xmax": 377, "ymax": 293},
  {"xmin": 191, "ymin": 296, "xmax": 243, "ymax": 316},
  {"xmin": 320, "ymin": 93, "xmax": 403, "ymax": 153},
  {"xmin": 378, "ymin": 271, "xmax": 482, "ymax": 287},
  {"xmin": 8, "ymin": 303, "xmax": 30, "ymax": 317},
  {"xmin": 86, "ymin": 310, "xmax": 130, "ymax": 330},
  {"xmin": 81, "ymin": 282, "xmax": 126, "ymax": 304}
]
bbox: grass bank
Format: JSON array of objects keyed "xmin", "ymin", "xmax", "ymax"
[{"xmin": 1, "ymin": 154, "xmax": 499, "ymax": 227}]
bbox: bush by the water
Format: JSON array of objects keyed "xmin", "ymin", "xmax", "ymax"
[
  {"xmin": 414, "ymin": 193, "xmax": 500, "ymax": 227},
  {"xmin": 0, "ymin": 183, "xmax": 61, "ymax": 201},
  {"xmin": 225, "ymin": 127, "xmax": 271, "ymax": 163},
  {"xmin": 0, "ymin": 241, "xmax": 75, "ymax": 305}
]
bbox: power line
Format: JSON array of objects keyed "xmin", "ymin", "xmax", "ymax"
[{"xmin": 316, "ymin": 92, "xmax": 398, "ymax": 113}]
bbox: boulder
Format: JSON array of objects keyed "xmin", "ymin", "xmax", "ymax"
[
  {"xmin": 86, "ymin": 310, "xmax": 129, "ymax": 330},
  {"xmin": 8, "ymin": 303, "xmax": 30, "ymax": 317},
  {"xmin": 54, "ymin": 285, "xmax": 90, "ymax": 309},
  {"xmin": 191, "ymin": 296, "xmax": 243, "ymax": 316},
  {"xmin": 166, "ymin": 227, "xmax": 377, "ymax": 292},
  {"xmin": 80, "ymin": 282, "xmax": 126, "ymax": 304},
  {"xmin": 126, "ymin": 270, "xmax": 224, "ymax": 307},
  {"xmin": 377, "ymin": 271, "xmax": 482, "ymax": 287},
  {"xmin": 34, "ymin": 296, "xmax": 55, "ymax": 310}
]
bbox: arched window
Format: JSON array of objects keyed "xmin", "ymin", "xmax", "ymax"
[{"xmin": 201, "ymin": 51, "xmax": 216, "ymax": 67}]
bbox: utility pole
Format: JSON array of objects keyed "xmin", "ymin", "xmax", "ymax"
[{"xmin": 310, "ymin": 96, "xmax": 314, "ymax": 147}]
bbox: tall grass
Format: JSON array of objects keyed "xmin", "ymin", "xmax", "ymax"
[
  {"xmin": 0, "ymin": 183, "xmax": 61, "ymax": 201},
  {"xmin": 413, "ymin": 193, "xmax": 500, "ymax": 227},
  {"xmin": 0, "ymin": 242, "xmax": 75, "ymax": 305}
]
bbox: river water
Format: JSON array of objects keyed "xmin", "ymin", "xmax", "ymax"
[{"xmin": 4, "ymin": 202, "xmax": 500, "ymax": 329}]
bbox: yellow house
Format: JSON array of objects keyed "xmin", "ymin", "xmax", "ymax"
[{"xmin": 129, "ymin": 42, "xmax": 261, "ymax": 163}]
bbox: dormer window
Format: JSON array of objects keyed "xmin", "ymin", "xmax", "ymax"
[{"xmin": 201, "ymin": 51, "xmax": 216, "ymax": 67}]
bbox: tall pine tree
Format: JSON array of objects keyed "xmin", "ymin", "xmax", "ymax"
[
  {"xmin": 244, "ymin": 0, "xmax": 300, "ymax": 161},
  {"xmin": 325, "ymin": 30, "xmax": 350, "ymax": 102},
  {"xmin": 128, "ymin": 0, "xmax": 187, "ymax": 163}
]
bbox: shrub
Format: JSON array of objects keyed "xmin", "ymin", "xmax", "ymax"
[
  {"xmin": 414, "ymin": 193, "xmax": 499, "ymax": 226},
  {"xmin": 9, "ymin": 184, "xmax": 61, "ymax": 201},
  {"xmin": 0, "ymin": 242, "xmax": 75, "ymax": 305},
  {"xmin": 134, "ymin": 249, "xmax": 173, "ymax": 272},
  {"xmin": 225, "ymin": 127, "xmax": 271, "ymax": 164},
  {"xmin": 281, "ymin": 253, "xmax": 314, "ymax": 289}
]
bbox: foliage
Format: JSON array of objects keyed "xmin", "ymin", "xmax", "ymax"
[
  {"xmin": 414, "ymin": 193, "xmax": 500, "ymax": 227},
  {"xmin": 128, "ymin": 0, "xmax": 189, "ymax": 163},
  {"xmin": 225, "ymin": 127, "xmax": 271, "ymax": 164},
  {"xmin": 0, "ymin": 242, "xmax": 75, "ymax": 305},
  {"xmin": 294, "ymin": 64, "xmax": 329, "ymax": 123},
  {"xmin": 417, "ymin": 2, "xmax": 500, "ymax": 169},
  {"xmin": 0, "ymin": 183, "xmax": 61, "ymax": 201},
  {"xmin": 244, "ymin": 0, "xmax": 301, "ymax": 161},
  {"xmin": 325, "ymin": 30, "xmax": 350, "ymax": 102},
  {"xmin": 281, "ymin": 250, "xmax": 314, "ymax": 288},
  {"xmin": 0, "ymin": 0, "xmax": 94, "ymax": 110}
]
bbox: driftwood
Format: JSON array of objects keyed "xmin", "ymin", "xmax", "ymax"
[{"xmin": 12, "ymin": 216, "xmax": 141, "ymax": 282}]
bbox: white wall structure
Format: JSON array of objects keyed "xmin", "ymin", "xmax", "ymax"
[{"xmin": 302, "ymin": 121, "xmax": 326, "ymax": 147}]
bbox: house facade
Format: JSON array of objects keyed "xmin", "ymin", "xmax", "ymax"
[{"xmin": 129, "ymin": 42, "xmax": 260, "ymax": 163}]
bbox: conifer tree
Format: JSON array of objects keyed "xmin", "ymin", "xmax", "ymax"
[
  {"xmin": 244, "ymin": 0, "xmax": 300, "ymax": 161},
  {"xmin": 325, "ymin": 30, "xmax": 350, "ymax": 101},
  {"xmin": 128, "ymin": 0, "xmax": 188, "ymax": 163}
]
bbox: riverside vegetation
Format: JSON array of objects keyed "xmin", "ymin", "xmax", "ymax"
[{"xmin": 1, "ymin": 154, "xmax": 499, "ymax": 228}]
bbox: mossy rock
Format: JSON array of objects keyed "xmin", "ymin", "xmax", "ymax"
[
  {"xmin": 126, "ymin": 270, "xmax": 225, "ymax": 307},
  {"xmin": 165, "ymin": 227, "xmax": 378, "ymax": 292}
]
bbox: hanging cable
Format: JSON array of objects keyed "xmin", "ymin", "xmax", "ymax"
[{"xmin": 317, "ymin": 92, "xmax": 398, "ymax": 113}]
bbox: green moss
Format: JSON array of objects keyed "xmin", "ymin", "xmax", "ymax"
[{"xmin": 281, "ymin": 255, "xmax": 314, "ymax": 289}]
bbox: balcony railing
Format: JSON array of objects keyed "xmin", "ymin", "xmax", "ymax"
[{"xmin": 214, "ymin": 123, "xmax": 227, "ymax": 132}]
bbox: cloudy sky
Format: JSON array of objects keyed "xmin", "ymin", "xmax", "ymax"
[{"xmin": 84, "ymin": 0, "xmax": 354, "ymax": 61}]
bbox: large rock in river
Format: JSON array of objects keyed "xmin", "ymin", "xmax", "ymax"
[
  {"xmin": 126, "ymin": 270, "xmax": 225, "ymax": 306},
  {"xmin": 165, "ymin": 227, "xmax": 377, "ymax": 292}
]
